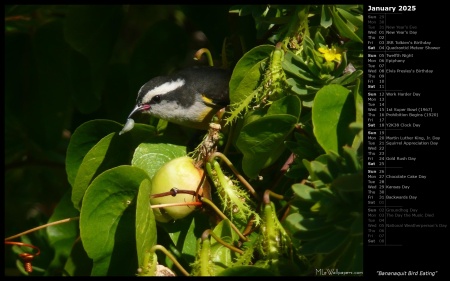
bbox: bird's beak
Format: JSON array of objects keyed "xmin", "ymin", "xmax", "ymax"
[
  {"xmin": 127, "ymin": 104, "xmax": 149, "ymax": 119},
  {"xmin": 119, "ymin": 104, "xmax": 151, "ymax": 135}
]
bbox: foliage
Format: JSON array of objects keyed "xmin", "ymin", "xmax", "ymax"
[{"xmin": 5, "ymin": 4, "xmax": 363, "ymax": 276}]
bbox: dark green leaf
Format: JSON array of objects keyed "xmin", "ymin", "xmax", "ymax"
[
  {"xmin": 63, "ymin": 237, "xmax": 93, "ymax": 276},
  {"xmin": 237, "ymin": 114, "xmax": 298, "ymax": 179},
  {"xmin": 235, "ymin": 95, "xmax": 300, "ymax": 178},
  {"xmin": 300, "ymin": 229, "xmax": 348, "ymax": 255},
  {"xmin": 66, "ymin": 119, "xmax": 123, "ymax": 186},
  {"xmin": 335, "ymin": 236, "xmax": 363, "ymax": 273},
  {"xmin": 160, "ymin": 213, "xmax": 211, "ymax": 267},
  {"xmin": 350, "ymin": 214, "xmax": 363, "ymax": 236},
  {"xmin": 332, "ymin": 172, "xmax": 363, "ymax": 192},
  {"xmin": 45, "ymin": 191, "xmax": 80, "ymax": 276}
]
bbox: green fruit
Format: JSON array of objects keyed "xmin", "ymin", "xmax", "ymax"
[{"xmin": 150, "ymin": 156, "xmax": 204, "ymax": 222}]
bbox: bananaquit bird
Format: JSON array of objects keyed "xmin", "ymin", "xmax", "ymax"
[{"xmin": 119, "ymin": 65, "xmax": 231, "ymax": 135}]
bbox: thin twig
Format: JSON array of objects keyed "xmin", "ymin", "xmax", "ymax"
[{"xmin": 5, "ymin": 217, "xmax": 80, "ymax": 241}]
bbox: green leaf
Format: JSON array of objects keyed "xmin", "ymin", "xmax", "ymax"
[
  {"xmin": 331, "ymin": 172, "xmax": 363, "ymax": 192},
  {"xmin": 312, "ymin": 84, "xmax": 355, "ymax": 153},
  {"xmin": 226, "ymin": 61, "xmax": 265, "ymax": 123},
  {"xmin": 328, "ymin": 6, "xmax": 363, "ymax": 43},
  {"xmin": 283, "ymin": 59, "xmax": 315, "ymax": 83},
  {"xmin": 45, "ymin": 191, "xmax": 80, "ymax": 275},
  {"xmin": 335, "ymin": 236, "xmax": 363, "ymax": 273},
  {"xmin": 341, "ymin": 145, "xmax": 361, "ymax": 173},
  {"xmin": 291, "ymin": 183, "xmax": 322, "ymax": 202},
  {"xmin": 336, "ymin": 6, "xmax": 363, "ymax": 28},
  {"xmin": 319, "ymin": 235, "xmax": 352, "ymax": 269},
  {"xmin": 353, "ymin": 79, "xmax": 363, "ymax": 125},
  {"xmin": 237, "ymin": 114, "xmax": 298, "ymax": 179},
  {"xmin": 132, "ymin": 143, "xmax": 186, "ymax": 179},
  {"xmin": 66, "ymin": 119, "xmax": 123, "ymax": 187},
  {"xmin": 229, "ymin": 45, "xmax": 274, "ymax": 101},
  {"xmin": 71, "ymin": 122, "xmax": 156, "ymax": 210},
  {"xmin": 310, "ymin": 160, "xmax": 334, "ymax": 184},
  {"xmin": 300, "ymin": 229, "xmax": 348, "ymax": 255},
  {"xmin": 350, "ymin": 214, "xmax": 363, "ymax": 236},
  {"xmin": 209, "ymin": 220, "xmax": 235, "ymax": 274},
  {"xmin": 160, "ymin": 213, "xmax": 211, "ymax": 267},
  {"xmin": 135, "ymin": 179, "xmax": 156, "ymax": 269},
  {"xmin": 331, "ymin": 69, "xmax": 363, "ymax": 86},
  {"xmin": 80, "ymin": 165, "xmax": 150, "ymax": 276},
  {"xmin": 266, "ymin": 95, "xmax": 301, "ymax": 117},
  {"xmin": 320, "ymin": 5, "xmax": 332, "ymax": 28},
  {"xmin": 285, "ymin": 133, "xmax": 321, "ymax": 161},
  {"xmin": 236, "ymin": 95, "xmax": 300, "ymax": 178}
]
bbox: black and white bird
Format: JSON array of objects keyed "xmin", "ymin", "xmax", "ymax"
[{"xmin": 120, "ymin": 65, "xmax": 231, "ymax": 135}]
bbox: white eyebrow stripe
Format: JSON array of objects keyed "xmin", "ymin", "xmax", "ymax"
[{"xmin": 142, "ymin": 78, "xmax": 185, "ymax": 104}]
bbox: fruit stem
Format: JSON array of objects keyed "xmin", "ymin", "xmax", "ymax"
[
  {"xmin": 263, "ymin": 190, "xmax": 285, "ymax": 205},
  {"xmin": 4, "ymin": 217, "xmax": 80, "ymax": 241},
  {"xmin": 151, "ymin": 245, "xmax": 190, "ymax": 276},
  {"xmin": 150, "ymin": 201, "xmax": 202, "ymax": 209},
  {"xmin": 202, "ymin": 229, "xmax": 244, "ymax": 254},
  {"xmin": 194, "ymin": 48, "xmax": 214, "ymax": 66},
  {"xmin": 201, "ymin": 197, "xmax": 248, "ymax": 242}
]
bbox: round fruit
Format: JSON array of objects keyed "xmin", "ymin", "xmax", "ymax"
[{"xmin": 150, "ymin": 156, "xmax": 205, "ymax": 222}]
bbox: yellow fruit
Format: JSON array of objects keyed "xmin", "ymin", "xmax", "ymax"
[{"xmin": 150, "ymin": 156, "xmax": 205, "ymax": 222}]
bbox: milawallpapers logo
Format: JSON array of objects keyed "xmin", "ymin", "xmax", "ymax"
[{"xmin": 315, "ymin": 268, "xmax": 363, "ymax": 276}]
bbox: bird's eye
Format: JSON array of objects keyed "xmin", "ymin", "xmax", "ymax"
[{"xmin": 151, "ymin": 95, "xmax": 161, "ymax": 103}]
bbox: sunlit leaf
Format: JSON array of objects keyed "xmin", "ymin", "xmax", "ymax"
[
  {"xmin": 312, "ymin": 84, "xmax": 355, "ymax": 153},
  {"xmin": 80, "ymin": 165, "xmax": 150, "ymax": 276},
  {"xmin": 135, "ymin": 179, "xmax": 156, "ymax": 269},
  {"xmin": 132, "ymin": 143, "xmax": 186, "ymax": 179},
  {"xmin": 229, "ymin": 45, "xmax": 274, "ymax": 102}
]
